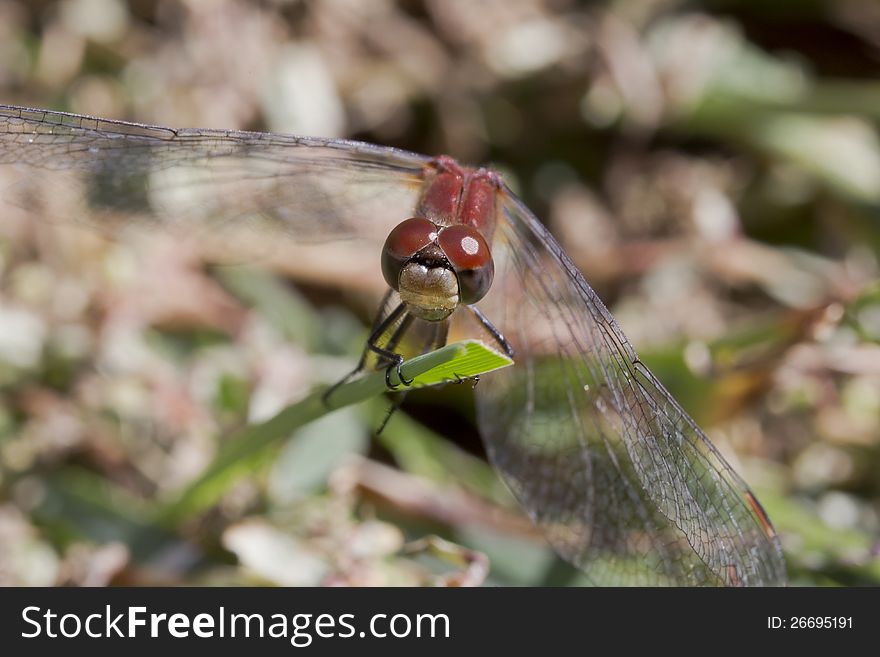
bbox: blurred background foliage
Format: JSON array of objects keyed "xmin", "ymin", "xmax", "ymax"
[{"xmin": 0, "ymin": 0, "xmax": 879, "ymax": 586}]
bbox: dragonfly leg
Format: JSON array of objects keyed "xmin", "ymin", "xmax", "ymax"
[
  {"xmin": 377, "ymin": 385, "xmax": 407, "ymax": 434},
  {"xmin": 378, "ymin": 312, "xmax": 416, "ymax": 389},
  {"xmin": 440, "ymin": 320, "xmax": 478, "ymax": 388},
  {"xmin": 383, "ymin": 358, "xmax": 411, "ymax": 389},
  {"xmin": 323, "ymin": 299, "xmax": 411, "ymax": 404},
  {"xmin": 452, "ymin": 372, "xmax": 481, "ymax": 389},
  {"xmin": 385, "ymin": 316, "xmax": 448, "ymax": 388},
  {"xmin": 467, "ymin": 305, "xmax": 514, "ymax": 358},
  {"xmin": 377, "ymin": 318, "xmax": 448, "ymax": 433}
]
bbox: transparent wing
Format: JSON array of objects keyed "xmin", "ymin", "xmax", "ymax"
[
  {"xmin": 473, "ymin": 188, "xmax": 787, "ymax": 586},
  {"xmin": 0, "ymin": 105, "xmax": 428, "ymax": 258},
  {"xmin": 0, "ymin": 105, "xmax": 785, "ymax": 585}
]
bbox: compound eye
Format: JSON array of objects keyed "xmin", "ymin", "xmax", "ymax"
[
  {"xmin": 457, "ymin": 263, "xmax": 494, "ymax": 304},
  {"xmin": 437, "ymin": 225, "xmax": 494, "ymax": 304},
  {"xmin": 381, "ymin": 217, "xmax": 438, "ymax": 290}
]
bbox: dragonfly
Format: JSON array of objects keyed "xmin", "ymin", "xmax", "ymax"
[{"xmin": 0, "ymin": 104, "xmax": 786, "ymax": 586}]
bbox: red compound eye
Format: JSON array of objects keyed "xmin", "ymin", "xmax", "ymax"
[
  {"xmin": 437, "ymin": 224, "xmax": 494, "ymax": 304},
  {"xmin": 381, "ymin": 217, "xmax": 438, "ymax": 290}
]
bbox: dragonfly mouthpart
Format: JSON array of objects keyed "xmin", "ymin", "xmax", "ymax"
[{"xmin": 398, "ymin": 258, "xmax": 459, "ymax": 321}]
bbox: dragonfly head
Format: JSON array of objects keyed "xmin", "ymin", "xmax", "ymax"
[{"xmin": 382, "ymin": 217, "xmax": 494, "ymax": 322}]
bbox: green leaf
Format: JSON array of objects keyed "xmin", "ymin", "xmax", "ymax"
[
  {"xmin": 403, "ymin": 339, "xmax": 513, "ymax": 388},
  {"xmin": 157, "ymin": 340, "xmax": 513, "ymax": 524},
  {"xmin": 268, "ymin": 408, "xmax": 369, "ymax": 503}
]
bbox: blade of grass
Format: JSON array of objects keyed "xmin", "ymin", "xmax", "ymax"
[
  {"xmin": 158, "ymin": 340, "xmax": 513, "ymax": 524},
  {"xmin": 212, "ymin": 266, "xmax": 322, "ymax": 348}
]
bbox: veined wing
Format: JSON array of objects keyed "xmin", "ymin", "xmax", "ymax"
[
  {"xmin": 0, "ymin": 105, "xmax": 786, "ymax": 585},
  {"xmin": 0, "ymin": 104, "xmax": 428, "ymax": 256},
  {"xmin": 473, "ymin": 187, "xmax": 787, "ymax": 586}
]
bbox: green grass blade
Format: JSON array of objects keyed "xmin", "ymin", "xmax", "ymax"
[{"xmin": 158, "ymin": 340, "xmax": 513, "ymax": 523}]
